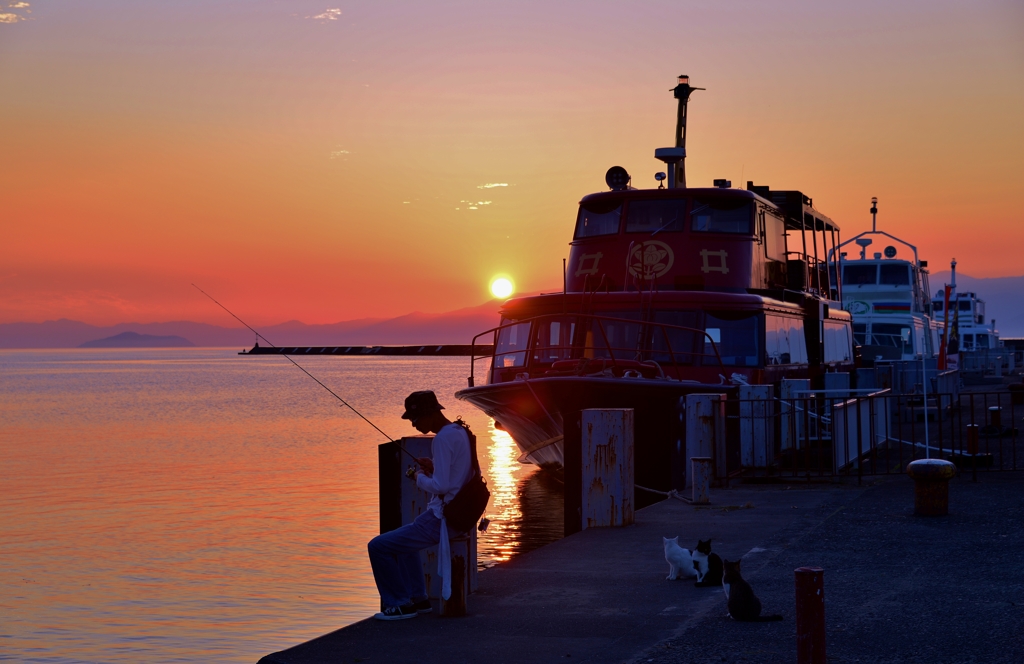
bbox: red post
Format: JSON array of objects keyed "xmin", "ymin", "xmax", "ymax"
[{"xmin": 795, "ymin": 567, "xmax": 825, "ymax": 664}]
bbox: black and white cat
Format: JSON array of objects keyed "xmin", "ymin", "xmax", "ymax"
[
  {"xmin": 662, "ymin": 536, "xmax": 698, "ymax": 580},
  {"xmin": 721, "ymin": 559, "xmax": 783, "ymax": 622},
  {"xmin": 691, "ymin": 538, "xmax": 723, "ymax": 587}
]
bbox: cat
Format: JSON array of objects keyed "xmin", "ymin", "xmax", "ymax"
[
  {"xmin": 721, "ymin": 559, "xmax": 783, "ymax": 622},
  {"xmin": 691, "ymin": 538, "xmax": 723, "ymax": 587},
  {"xmin": 662, "ymin": 536, "xmax": 698, "ymax": 580}
]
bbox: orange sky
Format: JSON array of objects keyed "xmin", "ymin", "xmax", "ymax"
[{"xmin": 2, "ymin": 0, "xmax": 1022, "ymax": 326}]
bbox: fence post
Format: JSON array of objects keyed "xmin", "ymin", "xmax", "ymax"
[
  {"xmin": 580, "ymin": 408, "xmax": 634, "ymax": 529},
  {"xmin": 739, "ymin": 385, "xmax": 773, "ymax": 468},
  {"xmin": 562, "ymin": 410, "xmax": 583, "ymax": 536},
  {"xmin": 690, "ymin": 457, "xmax": 712, "ymax": 504},
  {"xmin": 684, "ymin": 394, "xmax": 725, "ymax": 486},
  {"xmin": 795, "ymin": 567, "xmax": 826, "ymax": 664},
  {"xmin": 781, "ymin": 379, "xmax": 811, "ymax": 452},
  {"xmin": 967, "ymin": 424, "xmax": 979, "ymax": 483}
]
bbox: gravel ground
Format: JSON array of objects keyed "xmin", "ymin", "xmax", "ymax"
[{"xmin": 636, "ymin": 473, "xmax": 1024, "ymax": 664}]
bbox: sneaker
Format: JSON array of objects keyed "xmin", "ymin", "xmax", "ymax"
[
  {"xmin": 372, "ymin": 604, "xmax": 418, "ymax": 621},
  {"xmin": 411, "ymin": 599, "xmax": 432, "ymax": 614}
]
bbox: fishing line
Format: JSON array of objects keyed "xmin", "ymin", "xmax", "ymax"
[{"xmin": 192, "ymin": 283, "xmax": 420, "ymax": 460}]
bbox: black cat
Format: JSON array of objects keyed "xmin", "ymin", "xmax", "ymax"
[
  {"xmin": 691, "ymin": 538, "xmax": 723, "ymax": 587},
  {"xmin": 722, "ymin": 559, "xmax": 783, "ymax": 622}
]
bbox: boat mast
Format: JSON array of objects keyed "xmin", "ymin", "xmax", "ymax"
[
  {"xmin": 656, "ymin": 75, "xmax": 703, "ymax": 189},
  {"xmin": 672, "ymin": 75, "xmax": 703, "ymax": 188}
]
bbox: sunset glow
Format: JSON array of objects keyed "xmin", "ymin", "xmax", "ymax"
[{"xmin": 1, "ymin": 1, "xmax": 1022, "ymax": 327}]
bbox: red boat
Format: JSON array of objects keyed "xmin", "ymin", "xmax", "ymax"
[{"xmin": 456, "ymin": 76, "xmax": 854, "ymax": 484}]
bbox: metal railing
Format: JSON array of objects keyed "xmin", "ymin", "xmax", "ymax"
[{"xmin": 727, "ymin": 390, "xmax": 1023, "ymax": 482}]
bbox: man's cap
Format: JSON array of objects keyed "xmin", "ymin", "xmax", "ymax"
[{"xmin": 401, "ymin": 390, "xmax": 445, "ymax": 420}]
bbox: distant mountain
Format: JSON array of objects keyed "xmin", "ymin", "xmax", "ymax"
[
  {"xmin": 0, "ymin": 299, "xmax": 505, "ymax": 349},
  {"xmin": 929, "ymin": 272, "xmax": 1024, "ymax": 338},
  {"xmin": 78, "ymin": 331, "xmax": 195, "ymax": 348}
]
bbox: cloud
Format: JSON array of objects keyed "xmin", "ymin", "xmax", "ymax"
[
  {"xmin": 308, "ymin": 8, "xmax": 341, "ymax": 23},
  {"xmin": 458, "ymin": 200, "xmax": 493, "ymax": 211},
  {"xmin": 330, "ymin": 149, "xmax": 350, "ymax": 159},
  {"xmin": 477, "ymin": 183, "xmax": 508, "ymax": 189},
  {"xmin": 0, "ymin": 1, "xmax": 29, "ymax": 23}
]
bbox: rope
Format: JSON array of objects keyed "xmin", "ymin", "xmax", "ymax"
[{"xmin": 635, "ymin": 484, "xmax": 693, "ymax": 503}]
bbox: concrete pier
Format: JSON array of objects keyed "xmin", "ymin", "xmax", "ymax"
[{"xmin": 258, "ymin": 473, "xmax": 1024, "ymax": 664}]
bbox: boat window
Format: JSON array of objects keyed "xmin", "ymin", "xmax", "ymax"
[
  {"xmin": 574, "ymin": 199, "xmax": 623, "ymax": 238},
  {"xmin": 879, "ymin": 264, "xmax": 910, "ymax": 286},
  {"xmin": 765, "ymin": 315, "xmax": 809, "ymax": 365},
  {"xmin": 976, "ymin": 334, "xmax": 989, "ymax": 349},
  {"xmin": 963, "ymin": 334, "xmax": 974, "ymax": 348},
  {"xmin": 933, "ymin": 300, "xmax": 943, "ymax": 312},
  {"xmin": 584, "ymin": 312, "xmax": 642, "ymax": 361},
  {"xmin": 958, "ymin": 300, "xmax": 972, "ymax": 311},
  {"xmin": 870, "ymin": 323, "xmax": 913, "ymax": 352},
  {"xmin": 852, "ymin": 323, "xmax": 867, "ymax": 346},
  {"xmin": 532, "ymin": 317, "xmax": 576, "ymax": 364},
  {"xmin": 691, "ymin": 198, "xmax": 752, "ymax": 234},
  {"xmin": 702, "ymin": 312, "xmax": 760, "ymax": 367},
  {"xmin": 650, "ymin": 310, "xmax": 700, "ymax": 364},
  {"xmin": 625, "ymin": 199, "xmax": 688, "ymax": 234},
  {"xmin": 843, "ymin": 264, "xmax": 877, "ymax": 285},
  {"xmin": 823, "ymin": 321, "xmax": 852, "ymax": 363},
  {"xmin": 494, "ymin": 320, "xmax": 531, "ymax": 368}
]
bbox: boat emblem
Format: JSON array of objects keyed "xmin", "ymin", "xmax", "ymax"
[
  {"xmin": 847, "ymin": 300, "xmax": 871, "ymax": 315},
  {"xmin": 627, "ymin": 241, "xmax": 674, "ymax": 280},
  {"xmin": 575, "ymin": 252, "xmax": 604, "ymax": 277},
  {"xmin": 699, "ymin": 249, "xmax": 729, "ymax": 274}
]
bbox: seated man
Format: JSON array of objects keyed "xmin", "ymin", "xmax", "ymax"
[{"xmin": 367, "ymin": 390, "xmax": 472, "ymax": 620}]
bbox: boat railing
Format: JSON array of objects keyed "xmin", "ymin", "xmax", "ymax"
[{"xmin": 467, "ymin": 313, "xmax": 724, "ymax": 387}]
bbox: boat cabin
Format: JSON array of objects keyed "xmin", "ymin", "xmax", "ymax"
[
  {"xmin": 469, "ymin": 180, "xmax": 854, "ymax": 389},
  {"xmin": 567, "ymin": 183, "xmax": 842, "ymax": 302}
]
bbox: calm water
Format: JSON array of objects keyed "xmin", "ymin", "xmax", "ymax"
[{"xmin": 0, "ymin": 349, "xmax": 563, "ymax": 663}]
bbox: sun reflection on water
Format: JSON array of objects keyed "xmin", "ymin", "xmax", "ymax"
[{"xmin": 478, "ymin": 420, "xmax": 528, "ymax": 565}]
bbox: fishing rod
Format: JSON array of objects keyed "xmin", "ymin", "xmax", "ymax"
[{"xmin": 192, "ymin": 283, "xmax": 422, "ymax": 463}]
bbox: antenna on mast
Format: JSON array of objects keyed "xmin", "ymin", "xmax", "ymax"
[
  {"xmin": 655, "ymin": 75, "xmax": 703, "ymax": 189},
  {"xmin": 870, "ymin": 196, "xmax": 878, "ymax": 232}
]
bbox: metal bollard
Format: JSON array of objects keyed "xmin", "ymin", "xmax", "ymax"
[
  {"xmin": 795, "ymin": 567, "xmax": 826, "ymax": 664},
  {"xmin": 690, "ymin": 457, "xmax": 712, "ymax": 504},
  {"xmin": 906, "ymin": 459, "xmax": 957, "ymax": 516},
  {"xmin": 580, "ymin": 408, "xmax": 634, "ymax": 529},
  {"xmin": 988, "ymin": 406, "xmax": 1002, "ymax": 430}
]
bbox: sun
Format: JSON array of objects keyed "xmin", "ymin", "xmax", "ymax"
[{"xmin": 490, "ymin": 277, "xmax": 514, "ymax": 299}]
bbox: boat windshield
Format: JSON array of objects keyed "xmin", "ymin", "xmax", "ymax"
[
  {"xmin": 495, "ymin": 319, "xmax": 531, "ymax": 368},
  {"xmin": 870, "ymin": 323, "xmax": 913, "ymax": 352},
  {"xmin": 879, "ymin": 264, "xmax": 910, "ymax": 286},
  {"xmin": 650, "ymin": 310, "xmax": 700, "ymax": 364},
  {"xmin": 584, "ymin": 311, "xmax": 643, "ymax": 361},
  {"xmin": 575, "ymin": 199, "xmax": 622, "ymax": 238},
  {"xmin": 625, "ymin": 199, "xmax": 688, "ymax": 234},
  {"xmin": 531, "ymin": 317, "xmax": 576, "ymax": 364},
  {"xmin": 704, "ymin": 312, "xmax": 760, "ymax": 366},
  {"xmin": 843, "ymin": 264, "xmax": 877, "ymax": 285},
  {"xmin": 690, "ymin": 198, "xmax": 752, "ymax": 234}
]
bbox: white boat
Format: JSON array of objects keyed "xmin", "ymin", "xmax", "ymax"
[
  {"xmin": 931, "ymin": 259, "xmax": 1000, "ymax": 351},
  {"xmin": 829, "ymin": 198, "xmax": 939, "ymax": 363}
]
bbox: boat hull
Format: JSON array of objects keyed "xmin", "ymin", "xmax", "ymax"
[{"xmin": 455, "ymin": 376, "xmax": 732, "ymax": 474}]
